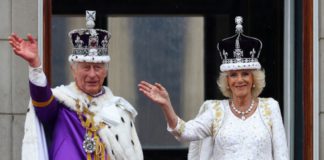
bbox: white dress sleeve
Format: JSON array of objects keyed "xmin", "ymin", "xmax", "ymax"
[
  {"xmin": 167, "ymin": 101, "xmax": 215, "ymax": 142},
  {"xmin": 270, "ymin": 99, "xmax": 289, "ymax": 160}
]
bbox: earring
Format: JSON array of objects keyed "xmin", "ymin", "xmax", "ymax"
[{"xmin": 252, "ymin": 84, "xmax": 256, "ymax": 88}]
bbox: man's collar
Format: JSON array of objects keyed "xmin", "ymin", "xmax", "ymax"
[{"xmin": 89, "ymin": 88, "xmax": 105, "ymax": 97}]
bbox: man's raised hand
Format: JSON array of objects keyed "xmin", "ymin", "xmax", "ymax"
[{"xmin": 8, "ymin": 33, "xmax": 40, "ymax": 67}]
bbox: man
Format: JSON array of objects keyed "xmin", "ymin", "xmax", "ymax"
[{"xmin": 9, "ymin": 11, "xmax": 143, "ymax": 160}]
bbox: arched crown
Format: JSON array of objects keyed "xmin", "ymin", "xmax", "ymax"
[{"xmin": 217, "ymin": 16, "xmax": 263, "ymax": 71}]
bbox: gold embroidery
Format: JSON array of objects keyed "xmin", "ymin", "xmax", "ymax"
[
  {"xmin": 212, "ymin": 101, "xmax": 223, "ymax": 136},
  {"xmin": 32, "ymin": 95, "xmax": 55, "ymax": 107},
  {"xmin": 260, "ymin": 98, "xmax": 272, "ymax": 130},
  {"xmin": 178, "ymin": 119, "xmax": 186, "ymax": 136}
]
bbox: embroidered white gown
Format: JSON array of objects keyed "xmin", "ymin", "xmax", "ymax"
[
  {"xmin": 168, "ymin": 98, "xmax": 289, "ymax": 160},
  {"xmin": 215, "ymin": 105, "xmax": 272, "ymax": 160}
]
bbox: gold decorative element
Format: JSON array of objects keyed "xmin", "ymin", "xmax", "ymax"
[
  {"xmin": 212, "ymin": 101, "xmax": 223, "ymax": 136},
  {"xmin": 177, "ymin": 119, "xmax": 186, "ymax": 136},
  {"xmin": 75, "ymin": 99, "xmax": 107, "ymax": 160},
  {"xmin": 32, "ymin": 95, "xmax": 55, "ymax": 107},
  {"xmin": 259, "ymin": 98, "xmax": 272, "ymax": 130}
]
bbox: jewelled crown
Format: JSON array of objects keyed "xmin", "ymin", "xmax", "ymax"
[
  {"xmin": 68, "ymin": 10, "xmax": 111, "ymax": 63},
  {"xmin": 217, "ymin": 16, "xmax": 262, "ymax": 72}
]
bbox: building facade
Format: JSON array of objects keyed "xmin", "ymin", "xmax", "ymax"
[
  {"xmin": 0, "ymin": 0, "xmax": 38, "ymax": 159},
  {"xmin": 0, "ymin": 0, "xmax": 323, "ymax": 159}
]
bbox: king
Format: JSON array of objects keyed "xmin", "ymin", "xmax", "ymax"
[{"xmin": 9, "ymin": 10, "xmax": 143, "ymax": 160}]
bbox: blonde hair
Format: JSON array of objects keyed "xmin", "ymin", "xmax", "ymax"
[{"xmin": 217, "ymin": 69, "xmax": 266, "ymax": 98}]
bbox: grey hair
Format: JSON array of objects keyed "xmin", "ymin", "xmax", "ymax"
[{"xmin": 217, "ymin": 69, "xmax": 266, "ymax": 98}]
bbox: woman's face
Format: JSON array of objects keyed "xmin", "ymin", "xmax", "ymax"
[{"xmin": 227, "ymin": 70, "xmax": 254, "ymax": 98}]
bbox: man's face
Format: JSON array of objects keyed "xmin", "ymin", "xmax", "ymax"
[{"xmin": 71, "ymin": 62, "xmax": 107, "ymax": 95}]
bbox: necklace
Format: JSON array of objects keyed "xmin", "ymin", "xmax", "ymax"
[{"xmin": 231, "ymin": 99, "xmax": 254, "ymax": 120}]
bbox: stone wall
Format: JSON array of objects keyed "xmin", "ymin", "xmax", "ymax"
[{"xmin": 0, "ymin": 0, "xmax": 38, "ymax": 159}]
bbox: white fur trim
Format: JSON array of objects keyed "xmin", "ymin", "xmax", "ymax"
[
  {"xmin": 22, "ymin": 100, "xmax": 49, "ymax": 160},
  {"xmin": 220, "ymin": 62, "xmax": 261, "ymax": 71},
  {"xmin": 68, "ymin": 55, "xmax": 111, "ymax": 63}
]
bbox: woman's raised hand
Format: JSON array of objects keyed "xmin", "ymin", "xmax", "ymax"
[
  {"xmin": 138, "ymin": 81, "xmax": 172, "ymax": 108},
  {"xmin": 8, "ymin": 33, "xmax": 40, "ymax": 67},
  {"xmin": 138, "ymin": 81, "xmax": 178, "ymax": 128}
]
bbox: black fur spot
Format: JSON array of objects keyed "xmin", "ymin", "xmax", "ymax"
[
  {"xmin": 131, "ymin": 140, "xmax": 134, "ymax": 145},
  {"xmin": 115, "ymin": 134, "xmax": 119, "ymax": 141}
]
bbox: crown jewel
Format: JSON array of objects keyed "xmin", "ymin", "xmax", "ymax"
[
  {"xmin": 68, "ymin": 10, "xmax": 111, "ymax": 63},
  {"xmin": 217, "ymin": 16, "xmax": 262, "ymax": 71}
]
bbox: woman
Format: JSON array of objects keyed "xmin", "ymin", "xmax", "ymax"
[{"xmin": 138, "ymin": 17, "xmax": 289, "ymax": 160}]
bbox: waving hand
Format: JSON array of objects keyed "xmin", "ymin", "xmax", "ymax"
[
  {"xmin": 138, "ymin": 81, "xmax": 172, "ymax": 107},
  {"xmin": 8, "ymin": 33, "xmax": 40, "ymax": 67},
  {"xmin": 138, "ymin": 81, "xmax": 178, "ymax": 128}
]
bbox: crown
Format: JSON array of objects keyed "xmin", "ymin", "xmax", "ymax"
[
  {"xmin": 68, "ymin": 10, "xmax": 111, "ymax": 63},
  {"xmin": 217, "ymin": 16, "xmax": 262, "ymax": 72}
]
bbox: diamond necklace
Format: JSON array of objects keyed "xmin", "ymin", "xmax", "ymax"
[{"xmin": 231, "ymin": 99, "xmax": 254, "ymax": 120}]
